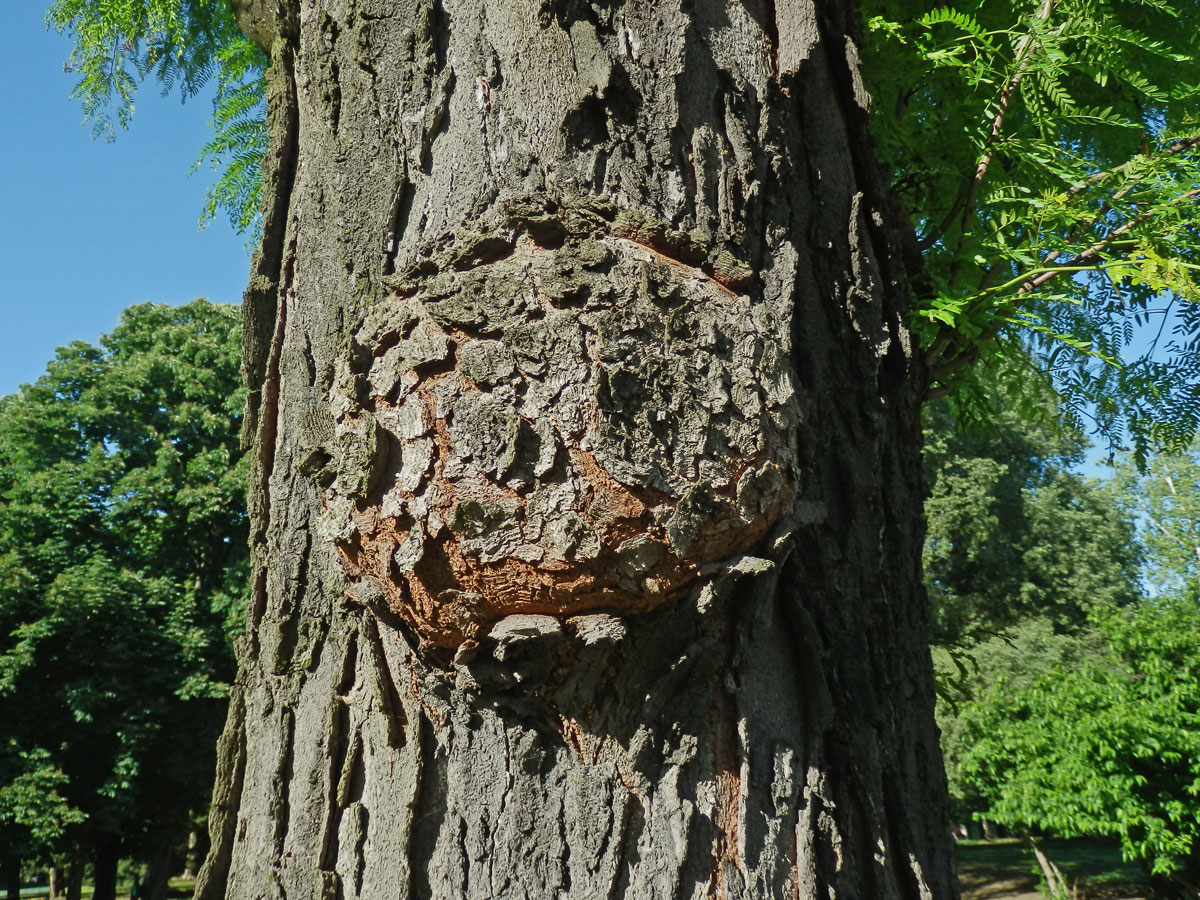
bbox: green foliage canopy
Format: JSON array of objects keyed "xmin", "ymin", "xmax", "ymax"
[
  {"xmin": 960, "ymin": 596, "xmax": 1200, "ymax": 891},
  {"xmin": 923, "ymin": 391, "xmax": 1139, "ymax": 652},
  {"xmin": 863, "ymin": 0, "xmax": 1200, "ymax": 460},
  {"xmin": 921, "ymin": 388, "xmax": 1140, "ymax": 822},
  {"xmin": 47, "ymin": 0, "xmax": 267, "ymax": 233},
  {"xmin": 946, "ymin": 440, "xmax": 1200, "ymax": 892},
  {"xmin": 1109, "ymin": 442, "xmax": 1200, "ymax": 596},
  {"xmin": 0, "ymin": 300, "xmax": 246, "ymax": 870}
]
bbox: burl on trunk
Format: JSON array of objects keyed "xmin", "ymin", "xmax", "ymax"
[{"xmin": 197, "ymin": 1, "xmax": 957, "ymax": 898}]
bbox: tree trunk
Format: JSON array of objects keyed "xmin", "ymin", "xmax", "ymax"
[
  {"xmin": 2, "ymin": 855, "xmax": 20, "ymax": 900},
  {"xmin": 65, "ymin": 841, "xmax": 84, "ymax": 900},
  {"xmin": 49, "ymin": 865, "xmax": 63, "ymax": 900},
  {"xmin": 180, "ymin": 830, "xmax": 200, "ymax": 882},
  {"xmin": 141, "ymin": 839, "xmax": 175, "ymax": 900},
  {"xmin": 91, "ymin": 834, "xmax": 119, "ymax": 900},
  {"xmin": 196, "ymin": 0, "xmax": 957, "ymax": 898},
  {"xmin": 1029, "ymin": 839, "xmax": 1071, "ymax": 900}
]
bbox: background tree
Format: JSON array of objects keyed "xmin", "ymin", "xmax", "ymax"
[
  {"xmin": 959, "ymin": 594, "xmax": 1200, "ymax": 899},
  {"xmin": 0, "ymin": 300, "xmax": 245, "ymax": 900},
  {"xmin": 947, "ymin": 441, "xmax": 1200, "ymax": 898},
  {"xmin": 1109, "ymin": 442, "xmax": 1200, "ymax": 597},
  {"xmin": 923, "ymin": 387, "xmax": 1139, "ymax": 654},
  {"xmin": 0, "ymin": 750, "xmax": 83, "ymax": 900},
  {"xmin": 921, "ymin": 384, "xmax": 1143, "ymax": 827}
]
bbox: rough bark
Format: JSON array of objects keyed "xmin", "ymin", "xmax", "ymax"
[
  {"xmin": 91, "ymin": 834, "xmax": 119, "ymax": 900},
  {"xmin": 2, "ymin": 856, "xmax": 19, "ymax": 900},
  {"xmin": 198, "ymin": 1, "xmax": 957, "ymax": 898},
  {"xmin": 65, "ymin": 842, "xmax": 83, "ymax": 900}
]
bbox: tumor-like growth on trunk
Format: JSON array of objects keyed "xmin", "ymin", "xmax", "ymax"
[{"xmin": 303, "ymin": 198, "xmax": 799, "ymax": 648}]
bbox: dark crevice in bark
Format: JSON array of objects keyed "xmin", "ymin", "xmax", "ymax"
[
  {"xmin": 382, "ymin": 173, "xmax": 415, "ymax": 276},
  {"xmin": 606, "ymin": 792, "xmax": 643, "ymax": 900},
  {"xmin": 319, "ymin": 696, "xmax": 350, "ymax": 873},
  {"xmin": 271, "ymin": 708, "xmax": 297, "ymax": 859},
  {"xmin": 243, "ymin": 37, "xmax": 300, "ymax": 430},
  {"xmin": 362, "ymin": 615, "xmax": 408, "ymax": 747},
  {"xmin": 430, "ymin": 0, "xmax": 449, "ymax": 74},
  {"xmin": 409, "ymin": 714, "xmax": 447, "ymax": 900},
  {"xmin": 336, "ymin": 625, "xmax": 359, "ymax": 696},
  {"xmin": 243, "ymin": 33, "xmax": 300, "ymax": 671}
]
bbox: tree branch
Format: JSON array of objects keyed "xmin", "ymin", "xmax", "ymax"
[
  {"xmin": 920, "ymin": 0, "xmax": 1058, "ymax": 254},
  {"xmin": 959, "ymin": 0, "xmax": 1056, "ymax": 235},
  {"xmin": 927, "ymin": 185, "xmax": 1200, "ymax": 385}
]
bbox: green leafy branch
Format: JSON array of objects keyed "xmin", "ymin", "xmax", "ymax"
[
  {"xmin": 48, "ymin": 0, "xmax": 267, "ymax": 234},
  {"xmin": 864, "ymin": 0, "xmax": 1200, "ymax": 457}
]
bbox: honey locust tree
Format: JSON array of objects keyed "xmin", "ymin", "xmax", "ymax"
[
  {"xmin": 50, "ymin": 0, "xmax": 1200, "ymax": 897},
  {"xmin": 0, "ymin": 301, "xmax": 246, "ymax": 900}
]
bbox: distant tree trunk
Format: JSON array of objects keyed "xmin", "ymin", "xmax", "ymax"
[
  {"xmin": 141, "ymin": 839, "xmax": 174, "ymax": 900},
  {"xmin": 197, "ymin": 0, "xmax": 956, "ymax": 898},
  {"xmin": 49, "ymin": 865, "xmax": 63, "ymax": 900},
  {"xmin": 90, "ymin": 834, "xmax": 119, "ymax": 900},
  {"xmin": 180, "ymin": 830, "xmax": 200, "ymax": 881},
  {"xmin": 2, "ymin": 855, "xmax": 20, "ymax": 900},
  {"xmin": 65, "ymin": 841, "xmax": 84, "ymax": 900}
]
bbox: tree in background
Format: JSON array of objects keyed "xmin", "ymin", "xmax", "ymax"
[
  {"xmin": 0, "ymin": 750, "xmax": 83, "ymax": 899},
  {"xmin": 960, "ymin": 593, "xmax": 1200, "ymax": 898},
  {"xmin": 924, "ymin": 389, "xmax": 1139, "ymax": 654},
  {"xmin": 940, "ymin": 426, "xmax": 1200, "ymax": 897},
  {"xmin": 921, "ymin": 385, "xmax": 1143, "ymax": 827},
  {"xmin": 0, "ymin": 300, "xmax": 245, "ymax": 900},
  {"xmin": 1110, "ymin": 443, "xmax": 1200, "ymax": 597}
]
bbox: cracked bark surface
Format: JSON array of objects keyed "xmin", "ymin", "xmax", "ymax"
[{"xmin": 197, "ymin": 0, "xmax": 959, "ymax": 897}]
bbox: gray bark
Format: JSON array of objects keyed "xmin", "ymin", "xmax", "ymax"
[{"xmin": 198, "ymin": 1, "xmax": 957, "ymax": 898}]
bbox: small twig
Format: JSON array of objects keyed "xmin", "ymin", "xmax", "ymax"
[{"xmin": 1069, "ymin": 135, "xmax": 1200, "ymax": 196}]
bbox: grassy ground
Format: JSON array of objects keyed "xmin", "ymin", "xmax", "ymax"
[
  {"xmin": 16, "ymin": 879, "xmax": 195, "ymax": 899},
  {"xmin": 17, "ymin": 850, "xmax": 1147, "ymax": 900},
  {"xmin": 957, "ymin": 838, "xmax": 1150, "ymax": 899}
]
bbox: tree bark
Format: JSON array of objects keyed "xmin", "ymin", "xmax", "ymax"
[
  {"xmin": 2, "ymin": 855, "xmax": 20, "ymax": 900},
  {"xmin": 90, "ymin": 835, "xmax": 119, "ymax": 900},
  {"xmin": 197, "ymin": 1, "xmax": 957, "ymax": 898},
  {"xmin": 141, "ymin": 839, "xmax": 174, "ymax": 900},
  {"xmin": 91, "ymin": 833, "xmax": 119, "ymax": 900},
  {"xmin": 65, "ymin": 841, "xmax": 83, "ymax": 900}
]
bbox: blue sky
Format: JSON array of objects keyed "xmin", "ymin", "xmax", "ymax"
[{"xmin": 1, "ymin": 4, "xmax": 250, "ymax": 397}]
